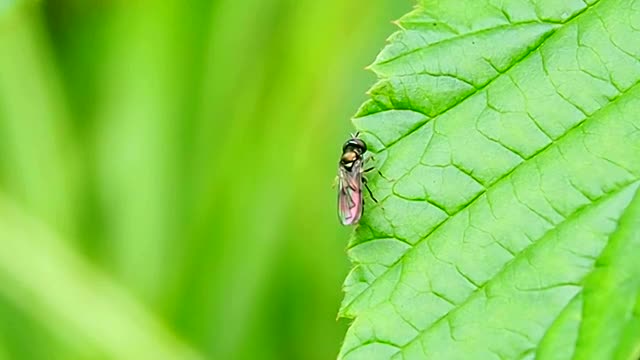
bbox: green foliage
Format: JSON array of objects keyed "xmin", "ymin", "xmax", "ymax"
[
  {"xmin": 0, "ymin": 1, "xmax": 412, "ymax": 360},
  {"xmin": 0, "ymin": 0, "xmax": 17, "ymax": 14},
  {"xmin": 339, "ymin": 0, "xmax": 640, "ymax": 359}
]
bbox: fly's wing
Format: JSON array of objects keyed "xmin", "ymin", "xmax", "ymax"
[{"xmin": 338, "ymin": 160, "xmax": 363, "ymax": 225}]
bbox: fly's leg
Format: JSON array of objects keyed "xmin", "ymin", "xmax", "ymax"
[
  {"xmin": 364, "ymin": 166, "xmax": 393, "ymax": 182},
  {"xmin": 362, "ymin": 177, "xmax": 378, "ymax": 203},
  {"xmin": 377, "ymin": 170, "xmax": 392, "ymax": 181},
  {"xmin": 365, "ymin": 184, "xmax": 378, "ymax": 203},
  {"xmin": 332, "ymin": 175, "xmax": 339, "ymax": 189}
]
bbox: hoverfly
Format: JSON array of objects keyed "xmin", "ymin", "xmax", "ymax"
[{"xmin": 338, "ymin": 133, "xmax": 377, "ymax": 225}]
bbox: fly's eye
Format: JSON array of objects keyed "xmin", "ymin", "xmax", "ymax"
[
  {"xmin": 356, "ymin": 139, "xmax": 367, "ymax": 153},
  {"xmin": 342, "ymin": 138, "xmax": 367, "ymax": 153}
]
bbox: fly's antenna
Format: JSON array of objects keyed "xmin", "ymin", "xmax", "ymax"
[{"xmin": 352, "ymin": 131, "xmax": 360, "ymax": 138}]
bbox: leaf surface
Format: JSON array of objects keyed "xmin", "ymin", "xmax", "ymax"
[{"xmin": 339, "ymin": 0, "xmax": 640, "ymax": 359}]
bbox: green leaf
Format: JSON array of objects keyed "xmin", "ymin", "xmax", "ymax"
[{"xmin": 339, "ymin": 0, "xmax": 640, "ymax": 359}]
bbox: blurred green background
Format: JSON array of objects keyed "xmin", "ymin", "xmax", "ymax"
[{"xmin": 0, "ymin": 0, "xmax": 410, "ymax": 359}]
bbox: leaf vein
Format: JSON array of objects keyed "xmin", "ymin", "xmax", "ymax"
[
  {"xmin": 401, "ymin": 180, "xmax": 639, "ymax": 351},
  {"xmin": 342, "ymin": 77, "xmax": 640, "ymax": 316}
]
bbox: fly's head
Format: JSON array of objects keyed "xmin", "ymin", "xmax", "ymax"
[{"xmin": 340, "ymin": 136, "xmax": 367, "ymax": 171}]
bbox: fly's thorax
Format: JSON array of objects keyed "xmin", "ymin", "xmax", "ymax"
[{"xmin": 340, "ymin": 150, "xmax": 360, "ymax": 171}]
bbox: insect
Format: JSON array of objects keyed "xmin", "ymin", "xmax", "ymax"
[{"xmin": 338, "ymin": 132, "xmax": 378, "ymax": 225}]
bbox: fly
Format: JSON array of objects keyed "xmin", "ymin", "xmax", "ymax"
[{"xmin": 338, "ymin": 132, "xmax": 377, "ymax": 225}]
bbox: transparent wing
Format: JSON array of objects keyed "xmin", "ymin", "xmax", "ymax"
[{"xmin": 338, "ymin": 160, "xmax": 363, "ymax": 225}]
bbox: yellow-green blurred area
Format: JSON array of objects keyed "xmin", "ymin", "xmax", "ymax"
[{"xmin": 0, "ymin": 0, "xmax": 410, "ymax": 359}]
